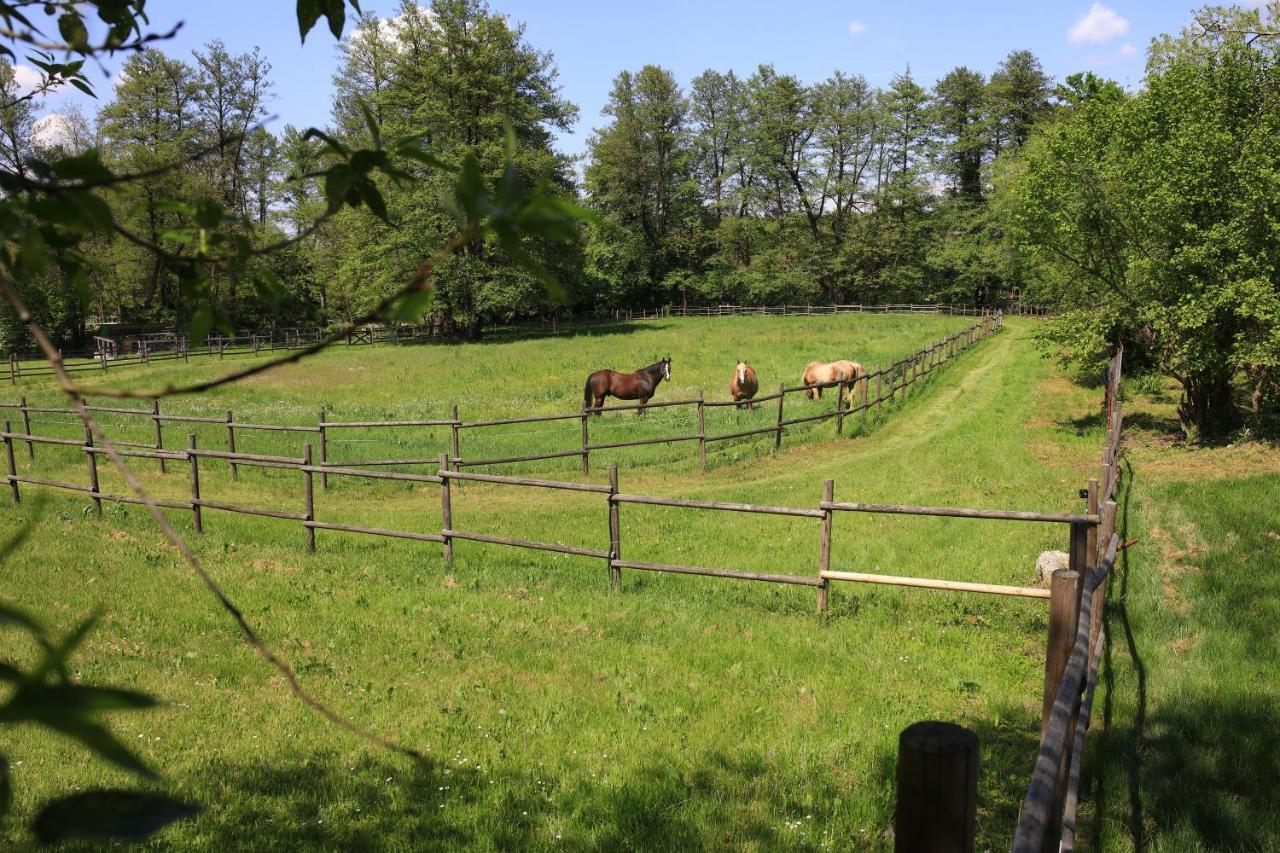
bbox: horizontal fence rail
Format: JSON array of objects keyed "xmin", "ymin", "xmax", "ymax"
[{"xmin": 0, "ymin": 313, "xmax": 1002, "ymax": 479}]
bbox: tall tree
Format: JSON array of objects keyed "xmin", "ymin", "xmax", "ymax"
[
  {"xmin": 585, "ymin": 64, "xmax": 696, "ymax": 303},
  {"xmin": 933, "ymin": 66, "xmax": 988, "ymax": 200}
]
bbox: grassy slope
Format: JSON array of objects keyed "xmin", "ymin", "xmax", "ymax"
[{"xmin": 1, "ymin": 317, "xmax": 1123, "ymax": 850}]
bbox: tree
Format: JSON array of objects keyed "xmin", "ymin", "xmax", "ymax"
[
  {"xmin": 988, "ymin": 49, "xmax": 1051, "ymax": 154},
  {"xmin": 585, "ymin": 64, "xmax": 696, "ymax": 304},
  {"xmin": 933, "ymin": 67, "xmax": 988, "ymax": 200},
  {"xmin": 1000, "ymin": 4, "xmax": 1280, "ymax": 439}
]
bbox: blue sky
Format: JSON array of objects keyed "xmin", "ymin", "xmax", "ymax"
[{"xmin": 21, "ymin": 1, "xmax": 1241, "ymax": 158}]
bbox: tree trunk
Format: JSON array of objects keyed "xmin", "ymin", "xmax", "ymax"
[{"xmin": 1177, "ymin": 370, "xmax": 1237, "ymax": 442}]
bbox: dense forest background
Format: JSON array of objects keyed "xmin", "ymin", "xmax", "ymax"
[{"xmin": 0, "ymin": 0, "xmax": 1277, "ymax": 437}]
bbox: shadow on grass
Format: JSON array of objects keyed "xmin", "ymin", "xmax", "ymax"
[
  {"xmin": 392, "ymin": 320, "xmax": 669, "ymax": 349},
  {"xmin": 1089, "ymin": 461, "xmax": 1280, "ymax": 851},
  {"xmin": 167, "ymin": 746, "xmax": 806, "ymax": 850}
]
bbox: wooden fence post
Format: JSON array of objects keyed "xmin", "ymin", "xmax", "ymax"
[
  {"xmin": 302, "ymin": 443, "xmax": 316, "ymax": 553},
  {"xmin": 152, "ymin": 399, "xmax": 166, "ymax": 474},
  {"xmin": 817, "ymin": 479, "xmax": 833, "ymax": 613},
  {"xmin": 188, "ymin": 433, "xmax": 202, "ymax": 533},
  {"xmin": 860, "ymin": 373, "xmax": 869, "ymax": 432},
  {"xmin": 774, "ymin": 382, "xmax": 785, "ymax": 450},
  {"xmin": 439, "ymin": 452, "xmax": 452, "ymax": 565},
  {"xmin": 876, "ymin": 363, "xmax": 883, "ymax": 415},
  {"xmin": 1042, "ymin": 568, "xmax": 1080, "ymax": 731},
  {"xmin": 3, "ymin": 420, "xmax": 19, "ymax": 503},
  {"xmin": 1090, "ymin": 500, "xmax": 1118, "ymax": 651},
  {"xmin": 581, "ymin": 410, "xmax": 591, "ymax": 476},
  {"xmin": 608, "ymin": 464, "xmax": 620, "ymax": 589},
  {"xmin": 1085, "ymin": 478, "xmax": 1099, "ymax": 567},
  {"xmin": 836, "ymin": 380, "xmax": 845, "ymax": 435},
  {"xmin": 8, "ymin": 352, "xmax": 14, "ymax": 384},
  {"xmin": 18, "ymin": 396, "xmax": 32, "ymax": 459},
  {"xmin": 83, "ymin": 424, "xmax": 101, "ymax": 517},
  {"xmin": 1068, "ymin": 521, "xmax": 1090, "ymax": 580},
  {"xmin": 318, "ymin": 409, "xmax": 328, "ymax": 491},
  {"xmin": 450, "ymin": 404, "xmax": 460, "ymax": 471},
  {"xmin": 894, "ymin": 721, "xmax": 979, "ymax": 853},
  {"xmin": 225, "ymin": 410, "xmax": 238, "ymax": 481},
  {"xmin": 697, "ymin": 390, "xmax": 706, "ymax": 469}
]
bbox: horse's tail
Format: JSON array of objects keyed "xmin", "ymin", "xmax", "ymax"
[{"xmin": 583, "ymin": 376, "xmax": 593, "ymax": 411}]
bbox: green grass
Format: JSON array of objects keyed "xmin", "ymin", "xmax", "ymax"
[
  {"xmin": 4, "ymin": 314, "xmax": 981, "ymax": 476},
  {"xmin": 1, "ymin": 316, "xmax": 1128, "ymax": 850},
  {"xmin": 1078, "ymin": 423, "xmax": 1280, "ymax": 849}
]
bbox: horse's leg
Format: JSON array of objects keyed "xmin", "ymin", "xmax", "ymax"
[{"xmin": 637, "ymin": 396, "xmax": 649, "ymax": 416}]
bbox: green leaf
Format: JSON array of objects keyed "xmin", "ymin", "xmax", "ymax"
[
  {"xmin": 359, "ymin": 100, "xmax": 381, "ymax": 149},
  {"xmin": 189, "ymin": 304, "xmax": 216, "ymax": 347},
  {"xmin": 48, "ymin": 151, "xmax": 112, "ymax": 183},
  {"xmin": 386, "ymin": 289, "xmax": 434, "ymax": 323},
  {"xmin": 296, "ymin": 0, "xmax": 322, "ymax": 43},
  {"xmin": 192, "ymin": 199, "xmax": 224, "ymax": 230},
  {"xmin": 57, "ymin": 11, "xmax": 89, "ymax": 49},
  {"xmin": 32, "ymin": 790, "xmax": 198, "ymax": 843},
  {"xmin": 361, "ymin": 182, "xmax": 389, "ymax": 223}
]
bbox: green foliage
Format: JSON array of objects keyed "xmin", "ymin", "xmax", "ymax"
[{"xmin": 998, "ymin": 4, "xmax": 1280, "ymax": 439}]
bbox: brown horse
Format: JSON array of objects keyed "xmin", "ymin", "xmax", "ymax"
[
  {"xmin": 802, "ymin": 360, "xmax": 864, "ymax": 405},
  {"xmin": 729, "ymin": 360, "xmax": 759, "ymax": 409},
  {"xmin": 583, "ymin": 357, "xmax": 671, "ymax": 415}
]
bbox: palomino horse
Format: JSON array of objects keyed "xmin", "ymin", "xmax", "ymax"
[
  {"xmin": 729, "ymin": 360, "xmax": 759, "ymax": 409},
  {"xmin": 583, "ymin": 357, "xmax": 671, "ymax": 415},
  {"xmin": 802, "ymin": 360, "xmax": 864, "ymax": 405}
]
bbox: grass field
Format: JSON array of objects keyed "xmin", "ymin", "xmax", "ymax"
[
  {"xmin": 2, "ymin": 314, "xmax": 980, "ymax": 476},
  {"xmin": 1, "ymin": 314, "xmax": 1273, "ymax": 850}
]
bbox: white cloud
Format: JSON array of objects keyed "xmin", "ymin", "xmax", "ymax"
[
  {"xmin": 32, "ymin": 113, "xmax": 73, "ymax": 149},
  {"xmin": 1067, "ymin": 3, "xmax": 1130, "ymax": 45},
  {"xmin": 1118, "ymin": 41, "xmax": 1139, "ymax": 58},
  {"xmin": 848, "ymin": 20, "xmax": 869, "ymax": 36},
  {"xmin": 11, "ymin": 64, "xmax": 44, "ymax": 94}
]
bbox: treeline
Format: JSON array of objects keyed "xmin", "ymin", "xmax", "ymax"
[
  {"xmin": 1, "ymin": 0, "xmax": 1276, "ymax": 437},
  {"xmin": 583, "ymin": 54, "xmax": 1055, "ymax": 309}
]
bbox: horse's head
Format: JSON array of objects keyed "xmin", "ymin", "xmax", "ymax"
[
  {"xmin": 736, "ymin": 361, "xmax": 747, "ymax": 384},
  {"xmin": 661, "ymin": 357, "xmax": 671, "ymax": 381}
]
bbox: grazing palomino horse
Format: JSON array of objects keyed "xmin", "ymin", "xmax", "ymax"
[
  {"xmin": 729, "ymin": 360, "xmax": 759, "ymax": 409},
  {"xmin": 802, "ymin": 360, "xmax": 864, "ymax": 405},
  {"xmin": 583, "ymin": 357, "xmax": 671, "ymax": 415}
]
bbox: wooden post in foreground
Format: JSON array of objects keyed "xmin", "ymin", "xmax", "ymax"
[
  {"xmin": 581, "ymin": 411, "xmax": 591, "ymax": 476},
  {"xmin": 1042, "ymin": 568, "xmax": 1080, "ymax": 731},
  {"xmin": 3, "ymin": 420, "xmax": 19, "ymax": 503},
  {"xmin": 302, "ymin": 443, "xmax": 315, "ymax": 553},
  {"xmin": 439, "ymin": 452, "xmax": 452, "ymax": 566},
  {"xmin": 894, "ymin": 721, "xmax": 979, "ymax": 853},
  {"xmin": 607, "ymin": 464, "xmax": 620, "ymax": 589},
  {"xmin": 188, "ymin": 433, "xmax": 202, "ymax": 533},
  {"xmin": 774, "ymin": 382, "xmax": 785, "ymax": 450},
  {"xmin": 817, "ymin": 479, "xmax": 833, "ymax": 613}
]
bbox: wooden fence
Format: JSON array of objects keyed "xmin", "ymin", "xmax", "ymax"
[
  {"xmin": 1, "ymin": 336, "xmax": 1124, "ymax": 849},
  {"xmin": 6, "ymin": 302, "xmax": 1027, "ymax": 383},
  {"xmin": 1012, "ymin": 345, "xmax": 1124, "ymax": 853},
  {"xmin": 1, "ymin": 314, "xmax": 1001, "ymax": 476}
]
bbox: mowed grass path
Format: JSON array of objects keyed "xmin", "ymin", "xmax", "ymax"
[{"xmin": 0, "ymin": 318, "xmax": 1108, "ymax": 850}]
